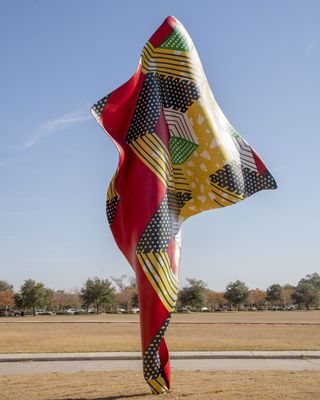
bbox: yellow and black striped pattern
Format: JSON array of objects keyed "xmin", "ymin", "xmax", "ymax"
[
  {"xmin": 147, "ymin": 374, "xmax": 170, "ymax": 394},
  {"xmin": 141, "ymin": 41, "xmax": 202, "ymax": 82},
  {"xmin": 129, "ymin": 133, "xmax": 174, "ymax": 190},
  {"xmin": 137, "ymin": 251, "xmax": 179, "ymax": 312},
  {"xmin": 107, "ymin": 172, "xmax": 118, "ymax": 202},
  {"xmin": 106, "ymin": 172, "xmax": 120, "ymax": 225}
]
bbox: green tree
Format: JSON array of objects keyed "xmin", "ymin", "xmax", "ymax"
[
  {"xmin": 224, "ymin": 280, "xmax": 249, "ymax": 311},
  {"xmin": 299, "ymin": 273, "xmax": 320, "ymax": 289},
  {"xmin": 0, "ymin": 280, "xmax": 13, "ymax": 292},
  {"xmin": 178, "ymin": 278, "xmax": 207, "ymax": 310},
  {"xmin": 17, "ymin": 279, "xmax": 52, "ymax": 316},
  {"xmin": 42, "ymin": 288, "xmax": 54, "ymax": 309},
  {"xmin": 266, "ymin": 284, "xmax": 284, "ymax": 307},
  {"xmin": 13, "ymin": 293, "xmax": 24, "ymax": 310},
  {"xmin": 292, "ymin": 282, "xmax": 320, "ymax": 310},
  {"xmin": 80, "ymin": 277, "xmax": 116, "ymax": 314}
]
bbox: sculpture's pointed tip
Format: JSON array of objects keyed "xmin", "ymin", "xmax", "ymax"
[
  {"xmin": 149, "ymin": 16, "xmax": 180, "ymax": 47},
  {"xmin": 164, "ymin": 15, "xmax": 177, "ymax": 24}
]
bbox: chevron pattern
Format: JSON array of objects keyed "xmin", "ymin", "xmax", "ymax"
[
  {"xmin": 164, "ymin": 109, "xmax": 198, "ymax": 144},
  {"xmin": 228, "ymin": 126, "xmax": 257, "ymax": 171}
]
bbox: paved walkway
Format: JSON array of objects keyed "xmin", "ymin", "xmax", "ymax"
[{"xmin": 1, "ymin": 352, "xmax": 320, "ymax": 375}]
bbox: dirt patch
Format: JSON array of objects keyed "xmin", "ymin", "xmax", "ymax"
[
  {"xmin": 1, "ymin": 370, "xmax": 320, "ymax": 400},
  {"xmin": 1, "ymin": 312, "xmax": 320, "ymax": 353}
]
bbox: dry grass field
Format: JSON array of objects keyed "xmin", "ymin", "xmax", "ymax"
[
  {"xmin": 1, "ymin": 370, "xmax": 320, "ymax": 400},
  {"xmin": 0, "ymin": 311, "xmax": 319, "ymax": 353}
]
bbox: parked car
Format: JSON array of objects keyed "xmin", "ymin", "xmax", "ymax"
[
  {"xmin": 65, "ymin": 308, "xmax": 77, "ymax": 315},
  {"xmin": 35, "ymin": 310, "xmax": 53, "ymax": 315}
]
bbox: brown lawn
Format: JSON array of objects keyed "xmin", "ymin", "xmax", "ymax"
[
  {"xmin": 1, "ymin": 370, "xmax": 320, "ymax": 400},
  {"xmin": 0, "ymin": 311, "xmax": 319, "ymax": 353}
]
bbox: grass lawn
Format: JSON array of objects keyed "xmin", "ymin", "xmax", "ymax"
[
  {"xmin": 1, "ymin": 370, "xmax": 320, "ymax": 400},
  {"xmin": 1, "ymin": 311, "xmax": 319, "ymax": 353}
]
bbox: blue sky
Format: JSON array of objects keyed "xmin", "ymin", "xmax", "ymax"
[{"xmin": 1, "ymin": 0, "xmax": 319, "ymax": 292}]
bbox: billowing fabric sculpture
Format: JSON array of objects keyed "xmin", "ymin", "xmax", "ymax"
[{"xmin": 91, "ymin": 16, "xmax": 277, "ymax": 394}]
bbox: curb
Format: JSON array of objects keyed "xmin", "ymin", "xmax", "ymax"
[{"xmin": 1, "ymin": 352, "xmax": 319, "ymax": 363}]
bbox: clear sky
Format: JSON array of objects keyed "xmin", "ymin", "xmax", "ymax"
[{"xmin": 1, "ymin": 0, "xmax": 319, "ymax": 292}]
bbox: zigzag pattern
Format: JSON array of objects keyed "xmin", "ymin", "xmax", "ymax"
[
  {"xmin": 164, "ymin": 109, "xmax": 198, "ymax": 144},
  {"xmin": 229, "ymin": 127, "xmax": 257, "ymax": 171}
]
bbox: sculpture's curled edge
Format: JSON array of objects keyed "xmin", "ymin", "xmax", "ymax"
[{"xmin": 91, "ymin": 16, "xmax": 277, "ymax": 394}]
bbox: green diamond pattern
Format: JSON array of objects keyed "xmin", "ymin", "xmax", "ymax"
[
  {"xmin": 170, "ymin": 137, "xmax": 198, "ymax": 164},
  {"xmin": 159, "ymin": 27, "xmax": 192, "ymax": 52}
]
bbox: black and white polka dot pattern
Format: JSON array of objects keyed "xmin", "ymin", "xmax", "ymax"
[
  {"xmin": 91, "ymin": 95, "xmax": 110, "ymax": 117},
  {"xmin": 210, "ymin": 161, "xmax": 277, "ymax": 197},
  {"xmin": 126, "ymin": 74, "xmax": 162, "ymax": 144},
  {"xmin": 159, "ymin": 74, "xmax": 200, "ymax": 112},
  {"xmin": 106, "ymin": 196, "xmax": 120, "ymax": 225},
  {"xmin": 126, "ymin": 73, "xmax": 200, "ymax": 144},
  {"xmin": 143, "ymin": 314, "xmax": 171, "ymax": 380},
  {"xmin": 176, "ymin": 191, "xmax": 192, "ymax": 209},
  {"xmin": 136, "ymin": 190, "xmax": 180, "ymax": 254}
]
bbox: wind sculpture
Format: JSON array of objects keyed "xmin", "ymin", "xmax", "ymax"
[{"xmin": 91, "ymin": 16, "xmax": 277, "ymax": 395}]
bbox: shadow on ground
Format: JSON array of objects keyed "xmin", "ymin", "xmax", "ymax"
[{"xmin": 54, "ymin": 393, "xmax": 150, "ymax": 400}]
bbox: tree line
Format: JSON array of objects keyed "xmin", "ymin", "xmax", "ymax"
[{"xmin": 0, "ymin": 272, "xmax": 319, "ymax": 316}]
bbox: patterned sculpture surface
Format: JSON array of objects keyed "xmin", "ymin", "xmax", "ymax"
[{"xmin": 91, "ymin": 16, "xmax": 277, "ymax": 394}]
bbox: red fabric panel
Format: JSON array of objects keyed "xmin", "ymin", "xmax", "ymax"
[
  {"xmin": 149, "ymin": 16, "xmax": 176, "ymax": 48},
  {"xmin": 252, "ymin": 148, "xmax": 268, "ymax": 174},
  {"xmin": 113, "ymin": 148, "xmax": 166, "ymax": 267},
  {"xmin": 99, "ymin": 57, "xmax": 172, "ymax": 386}
]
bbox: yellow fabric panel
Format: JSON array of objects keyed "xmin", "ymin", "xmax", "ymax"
[{"xmin": 179, "ymin": 87, "xmax": 245, "ymax": 219}]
